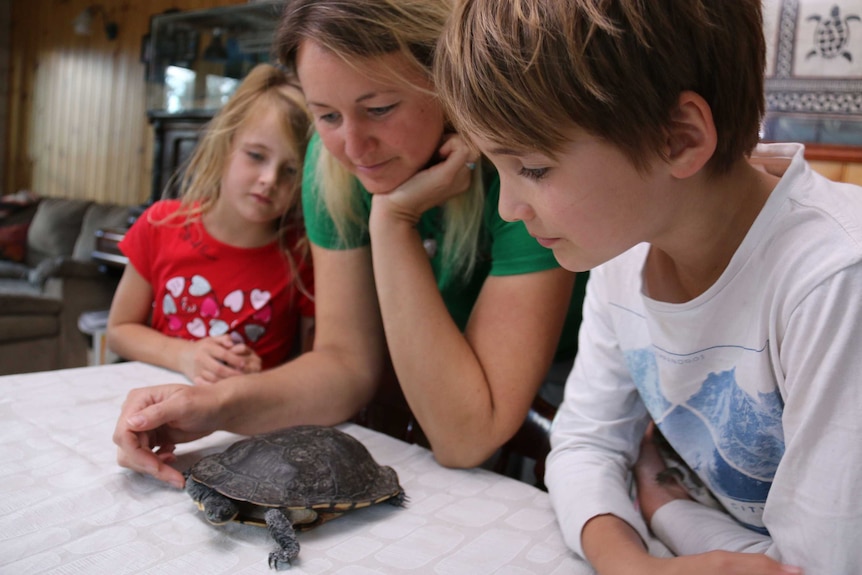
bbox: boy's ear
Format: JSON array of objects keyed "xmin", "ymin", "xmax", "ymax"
[{"xmin": 664, "ymin": 91, "xmax": 717, "ymax": 179}]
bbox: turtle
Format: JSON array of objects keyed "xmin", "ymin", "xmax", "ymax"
[
  {"xmin": 806, "ymin": 5, "xmax": 861, "ymax": 62},
  {"xmin": 185, "ymin": 425, "xmax": 406, "ymax": 570}
]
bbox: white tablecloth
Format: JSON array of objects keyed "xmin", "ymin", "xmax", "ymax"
[{"xmin": 0, "ymin": 362, "xmax": 594, "ymax": 574}]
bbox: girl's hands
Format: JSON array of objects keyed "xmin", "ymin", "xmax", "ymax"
[
  {"xmin": 370, "ymin": 133, "xmax": 477, "ymax": 225},
  {"xmin": 179, "ymin": 335, "xmax": 263, "ymax": 385}
]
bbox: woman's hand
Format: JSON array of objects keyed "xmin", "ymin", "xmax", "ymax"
[
  {"xmin": 179, "ymin": 335, "xmax": 262, "ymax": 385},
  {"xmin": 371, "ymin": 133, "xmax": 477, "ymax": 225},
  {"xmin": 113, "ymin": 384, "xmax": 223, "ymax": 488}
]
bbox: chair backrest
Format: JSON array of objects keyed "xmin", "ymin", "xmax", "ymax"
[
  {"xmin": 351, "ymin": 367, "xmax": 430, "ymax": 447},
  {"xmin": 352, "ymin": 367, "xmax": 558, "ymax": 490}
]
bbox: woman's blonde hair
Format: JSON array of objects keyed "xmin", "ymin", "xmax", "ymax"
[
  {"xmin": 157, "ymin": 63, "xmax": 314, "ymax": 292},
  {"xmin": 276, "ymin": 0, "xmax": 484, "ymax": 279}
]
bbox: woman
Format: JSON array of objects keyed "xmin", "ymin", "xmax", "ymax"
[{"xmin": 112, "ymin": 0, "xmax": 582, "ymax": 488}]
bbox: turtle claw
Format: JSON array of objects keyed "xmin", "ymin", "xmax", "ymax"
[
  {"xmin": 268, "ymin": 550, "xmax": 294, "ymax": 570},
  {"xmin": 266, "ymin": 508, "xmax": 299, "ymax": 570},
  {"xmin": 388, "ymin": 491, "xmax": 408, "ymax": 507}
]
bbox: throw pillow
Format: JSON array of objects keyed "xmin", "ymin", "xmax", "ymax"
[
  {"xmin": 26, "ymin": 198, "xmax": 92, "ymax": 266},
  {"xmin": 0, "ymin": 191, "xmax": 41, "ymax": 263},
  {"xmin": 0, "ymin": 222, "xmax": 30, "ymax": 262}
]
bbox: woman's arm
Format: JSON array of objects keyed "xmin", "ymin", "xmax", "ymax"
[
  {"xmin": 373, "ymin": 224, "xmax": 572, "ymax": 466},
  {"xmin": 190, "ymin": 244, "xmax": 386, "ymax": 433},
  {"xmin": 114, "ymin": 244, "xmax": 387, "ymax": 484},
  {"xmin": 368, "ymin": 136, "xmax": 575, "ymax": 466}
]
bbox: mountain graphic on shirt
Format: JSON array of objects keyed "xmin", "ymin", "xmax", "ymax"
[{"xmin": 625, "ymin": 347, "xmax": 785, "ymax": 534}]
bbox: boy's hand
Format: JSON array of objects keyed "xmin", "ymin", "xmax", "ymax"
[
  {"xmin": 628, "ymin": 427, "xmax": 802, "ymax": 575},
  {"xmin": 629, "ymin": 552, "xmax": 802, "ymax": 575},
  {"xmin": 584, "ymin": 515, "xmax": 802, "ymax": 575},
  {"xmin": 179, "ymin": 335, "xmax": 261, "ymax": 384},
  {"xmin": 655, "ymin": 552, "xmax": 802, "ymax": 575}
]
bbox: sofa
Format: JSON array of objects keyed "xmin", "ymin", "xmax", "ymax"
[{"xmin": 0, "ymin": 194, "xmax": 131, "ymax": 375}]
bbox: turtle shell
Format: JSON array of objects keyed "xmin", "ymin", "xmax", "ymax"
[{"xmin": 188, "ymin": 425, "xmax": 403, "ymax": 512}]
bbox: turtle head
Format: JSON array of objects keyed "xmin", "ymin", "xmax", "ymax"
[
  {"xmin": 202, "ymin": 495, "xmax": 239, "ymax": 525},
  {"xmin": 186, "ymin": 476, "xmax": 239, "ymax": 525}
]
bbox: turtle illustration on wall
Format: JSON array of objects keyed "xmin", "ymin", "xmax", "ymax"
[{"xmin": 806, "ymin": 5, "xmax": 861, "ymax": 62}]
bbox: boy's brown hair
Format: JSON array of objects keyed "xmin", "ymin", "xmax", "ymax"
[{"xmin": 436, "ymin": 0, "xmax": 766, "ymax": 174}]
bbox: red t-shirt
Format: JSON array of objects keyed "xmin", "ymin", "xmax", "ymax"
[{"xmin": 119, "ymin": 200, "xmax": 314, "ymax": 369}]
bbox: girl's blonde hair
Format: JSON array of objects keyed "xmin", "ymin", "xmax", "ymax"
[
  {"xmin": 276, "ymin": 0, "xmax": 484, "ymax": 279},
  {"xmin": 157, "ymin": 63, "xmax": 314, "ymax": 293}
]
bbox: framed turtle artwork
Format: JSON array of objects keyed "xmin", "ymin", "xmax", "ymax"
[{"xmin": 762, "ymin": 0, "xmax": 862, "ymax": 148}]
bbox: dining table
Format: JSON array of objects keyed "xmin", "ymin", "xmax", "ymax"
[{"xmin": 0, "ymin": 361, "xmax": 599, "ymax": 574}]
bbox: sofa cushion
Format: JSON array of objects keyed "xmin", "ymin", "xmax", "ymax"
[
  {"xmin": 0, "ymin": 289, "xmax": 62, "ymax": 315},
  {"xmin": 26, "ymin": 257, "xmax": 103, "ymax": 287},
  {"xmin": 0, "ymin": 278, "xmax": 49, "ymax": 299},
  {"xmin": 72, "ymin": 203, "xmax": 130, "ymax": 262},
  {"xmin": 0, "ymin": 259, "xmax": 30, "ymax": 279},
  {"xmin": 0, "ymin": 314, "xmax": 60, "ymax": 343},
  {"xmin": 26, "ymin": 198, "xmax": 93, "ymax": 267}
]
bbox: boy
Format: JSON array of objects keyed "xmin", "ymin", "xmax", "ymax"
[{"xmin": 436, "ymin": 1, "xmax": 862, "ymax": 574}]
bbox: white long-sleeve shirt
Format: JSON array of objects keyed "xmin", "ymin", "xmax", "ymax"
[{"xmin": 546, "ymin": 143, "xmax": 862, "ymax": 575}]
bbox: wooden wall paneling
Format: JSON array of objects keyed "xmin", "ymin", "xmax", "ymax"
[
  {"xmin": 6, "ymin": 0, "xmax": 39, "ymax": 196},
  {"xmin": 6, "ymin": 1, "xmax": 859, "ymax": 205},
  {"xmin": 6, "ymin": 0, "xmax": 249, "ymax": 206},
  {"xmin": 0, "ymin": 1, "xmax": 9, "ymax": 194},
  {"xmin": 107, "ymin": 0, "xmax": 156, "ymax": 207},
  {"xmin": 805, "ymin": 144, "xmax": 862, "ymax": 186},
  {"xmin": 808, "ymin": 161, "xmax": 845, "ymax": 182},
  {"xmin": 845, "ymin": 164, "xmax": 862, "ymax": 187}
]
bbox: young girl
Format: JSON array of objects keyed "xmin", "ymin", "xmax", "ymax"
[{"xmin": 107, "ymin": 64, "xmax": 314, "ymax": 385}]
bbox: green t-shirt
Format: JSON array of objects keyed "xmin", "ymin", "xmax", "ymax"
[{"xmin": 302, "ymin": 133, "xmax": 585, "ymax": 361}]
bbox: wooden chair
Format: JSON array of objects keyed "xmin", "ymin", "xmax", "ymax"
[
  {"xmin": 353, "ymin": 373, "xmax": 558, "ymax": 490},
  {"xmin": 351, "ymin": 368, "xmax": 429, "ymax": 447},
  {"xmin": 493, "ymin": 395, "xmax": 557, "ymax": 490}
]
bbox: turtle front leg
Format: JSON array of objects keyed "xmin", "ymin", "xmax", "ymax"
[
  {"xmin": 186, "ymin": 477, "xmax": 238, "ymax": 525},
  {"xmin": 265, "ymin": 508, "xmax": 300, "ymax": 570}
]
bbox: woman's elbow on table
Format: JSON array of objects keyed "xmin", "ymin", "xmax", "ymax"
[{"xmin": 427, "ymin": 431, "xmax": 503, "ymax": 469}]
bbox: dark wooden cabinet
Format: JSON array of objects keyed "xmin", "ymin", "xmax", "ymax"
[
  {"xmin": 144, "ymin": 2, "xmax": 282, "ymax": 204},
  {"xmin": 147, "ymin": 110, "xmax": 212, "ymax": 203}
]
